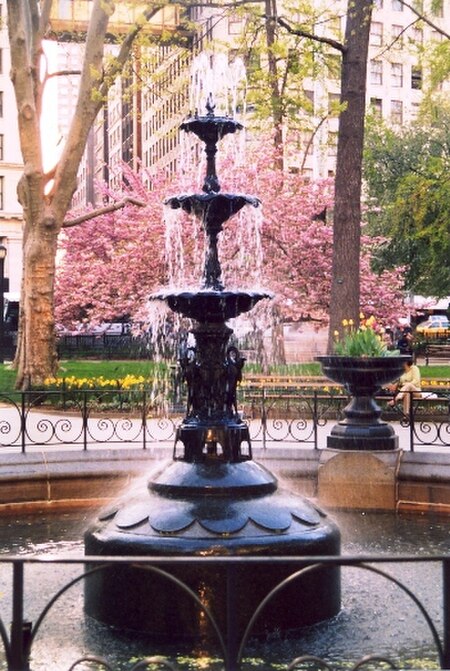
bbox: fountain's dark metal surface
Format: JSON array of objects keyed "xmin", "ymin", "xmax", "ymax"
[{"xmin": 84, "ymin": 101, "xmax": 341, "ymax": 644}]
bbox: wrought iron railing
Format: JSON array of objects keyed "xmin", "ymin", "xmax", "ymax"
[
  {"xmin": 0, "ymin": 554, "xmax": 449, "ymax": 671},
  {"xmin": 0, "ymin": 388, "xmax": 448, "ymax": 452}
]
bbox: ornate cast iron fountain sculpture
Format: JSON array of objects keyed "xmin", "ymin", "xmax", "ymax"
[
  {"xmin": 153, "ymin": 94, "xmax": 270, "ymax": 464},
  {"xmin": 85, "ymin": 99, "xmax": 341, "ymax": 649}
]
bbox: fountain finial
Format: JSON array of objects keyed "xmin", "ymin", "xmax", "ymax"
[{"xmin": 206, "ymin": 92, "xmax": 216, "ymax": 116}]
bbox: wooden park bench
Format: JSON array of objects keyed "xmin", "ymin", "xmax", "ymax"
[{"xmin": 424, "ymin": 343, "xmax": 450, "ymax": 365}]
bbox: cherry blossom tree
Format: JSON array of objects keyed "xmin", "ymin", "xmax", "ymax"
[
  {"xmin": 56, "ymin": 142, "xmax": 406, "ymax": 338},
  {"xmin": 56, "ymin": 168, "xmax": 170, "ymax": 326}
]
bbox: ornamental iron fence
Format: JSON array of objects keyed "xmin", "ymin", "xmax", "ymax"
[
  {"xmin": 0, "ymin": 554, "xmax": 449, "ymax": 671},
  {"xmin": 0, "ymin": 387, "xmax": 449, "ymax": 453}
]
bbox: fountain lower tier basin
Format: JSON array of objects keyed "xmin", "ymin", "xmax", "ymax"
[
  {"xmin": 84, "ymin": 460, "xmax": 341, "ymax": 643},
  {"xmin": 151, "ymin": 289, "xmax": 272, "ymax": 322}
]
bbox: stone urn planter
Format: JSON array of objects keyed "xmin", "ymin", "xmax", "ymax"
[{"xmin": 316, "ymin": 355, "xmax": 410, "ymax": 451}]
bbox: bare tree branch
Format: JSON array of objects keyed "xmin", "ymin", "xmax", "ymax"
[
  {"xmin": 400, "ymin": 0, "xmax": 450, "ymax": 40},
  {"xmin": 275, "ymin": 15, "xmax": 346, "ymax": 53},
  {"xmin": 99, "ymin": 3, "xmax": 165, "ymax": 98},
  {"xmin": 47, "ymin": 69, "xmax": 82, "ymax": 79},
  {"xmin": 300, "ymin": 113, "xmax": 334, "ymax": 172},
  {"xmin": 63, "ymin": 196, "xmax": 146, "ymax": 228},
  {"xmin": 261, "ymin": 231, "xmax": 290, "ymax": 257},
  {"xmin": 376, "ymin": 19, "xmax": 419, "ymax": 58}
]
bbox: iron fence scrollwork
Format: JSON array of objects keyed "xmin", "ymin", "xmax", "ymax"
[
  {"xmin": 0, "ymin": 388, "xmax": 449, "ymax": 453},
  {"xmin": 0, "ymin": 555, "xmax": 448, "ymax": 671}
]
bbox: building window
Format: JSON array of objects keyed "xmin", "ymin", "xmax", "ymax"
[
  {"xmin": 391, "ymin": 24, "xmax": 403, "ymax": 47},
  {"xmin": 303, "ymin": 89, "xmax": 314, "ymax": 112},
  {"xmin": 392, "ymin": 0, "xmax": 403, "ymax": 10},
  {"xmin": 370, "ymin": 97, "xmax": 383, "ymax": 118},
  {"xmin": 58, "ymin": 0, "xmax": 73, "ymax": 20},
  {"xmin": 301, "ymin": 132, "xmax": 313, "ymax": 156},
  {"xmin": 370, "ymin": 60, "xmax": 383, "ymax": 85},
  {"xmin": 0, "ymin": 176, "xmax": 4, "ymax": 210},
  {"xmin": 287, "ymin": 48, "xmax": 299, "ymax": 70},
  {"xmin": 411, "ymin": 66, "xmax": 422, "ymax": 90},
  {"xmin": 412, "ymin": 27, "xmax": 423, "ymax": 45},
  {"xmin": 432, "ymin": 0, "xmax": 443, "ymax": 17},
  {"xmin": 247, "ymin": 51, "xmax": 261, "ymax": 74},
  {"xmin": 328, "ymin": 92, "xmax": 340, "ymax": 113},
  {"xmin": 326, "ymin": 53, "xmax": 341, "ymax": 78},
  {"xmin": 391, "ymin": 100, "xmax": 403, "ymax": 125},
  {"xmin": 0, "ymin": 134, "xmax": 3, "ymax": 161},
  {"xmin": 370, "ymin": 22, "xmax": 383, "ymax": 46},
  {"xmin": 0, "ymin": 91, "xmax": 3, "ymax": 118},
  {"xmin": 228, "ymin": 15, "xmax": 242, "ymax": 35},
  {"xmin": 391, "ymin": 62, "xmax": 403, "ymax": 87},
  {"xmin": 328, "ymin": 131, "xmax": 338, "ymax": 158},
  {"xmin": 329, "ymin": 16, "xmax": 342, "ymax": 39},
  {"xmin": 410, "ymin": 102, "xmax": 420, "ymax": 120},
  {"xmin": 432, "ymin": 30, "xmax": 444, "ymax": 42}
]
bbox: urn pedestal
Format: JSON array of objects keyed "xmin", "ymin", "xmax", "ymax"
[{"xmin": 316, "ymin": 355, "xmax": 410, "ymax": 451}]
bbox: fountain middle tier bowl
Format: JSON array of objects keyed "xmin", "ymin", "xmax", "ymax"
[
  {"xmin": 151, "ymin": 288, "xmax": 273, "ymax": 323},
  {"xmin": 165, "ymin": 192, "xmax": 260, "ymax": 228}
]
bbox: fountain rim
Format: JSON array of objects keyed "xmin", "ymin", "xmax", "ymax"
[{"xmin": 164, "ymin": 192, "xmax": 261, "ymax": 207}]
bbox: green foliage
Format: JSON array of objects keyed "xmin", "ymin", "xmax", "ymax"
[
  {"xmin": 363, "ymin": 109, "xmax": 450, "ymax": 297},
  {"xmin": 220, "ymin": 0, "xmax": 343, "ymax": 143},
  {"xmin": 0, "ymin": 365, "xmax": 17, "ymax": 394},
  {"xmin": 333, "ymin": 317, "xmax": 396, "ymax": 357}
]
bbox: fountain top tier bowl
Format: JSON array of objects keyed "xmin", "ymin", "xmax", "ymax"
[{"xmin": 180, "ymin": 95, "xmax": 243, "ymax": 149}]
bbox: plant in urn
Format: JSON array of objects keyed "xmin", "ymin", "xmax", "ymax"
[{"xmin": 316, "ymin": 316, "xmax": 410, "ymax": 451}]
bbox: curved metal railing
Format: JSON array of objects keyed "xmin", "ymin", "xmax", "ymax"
[{"xmin": 0, "ymin": 554, "xmax": 448, "ymax": 671}]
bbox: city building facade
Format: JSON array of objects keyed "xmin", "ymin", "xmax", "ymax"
[{"xmin": 0, "ymin": 0, "xmax": 25, "ymax": 298}]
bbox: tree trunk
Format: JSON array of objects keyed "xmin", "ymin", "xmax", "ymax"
[
  {"xmin": 327, "ymin": 0, "xmax": 373, "ymax": 351},
  {"xmin": 6, "ymin": 0, "xmax": 140, "ymax": 389},
  {"xmin": 270, "ymin": 305, "xmax": 286, "ymax": 365},
  {"xmin": 265, "ymin": 0, "xmax": 284, "ymax": 160},
  {"xmin": 15, "ymin": 220, "xmax": 59, "ymax": 388}
]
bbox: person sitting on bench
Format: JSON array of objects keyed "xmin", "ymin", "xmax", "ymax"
[{"xmin": 388, "ymin": 360, "xmax": 421, "ymax": 414}]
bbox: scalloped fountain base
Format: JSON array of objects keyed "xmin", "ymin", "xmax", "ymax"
[{"xmin": 84, "ymin": 458, "xmax": 341, "ymax": 642}]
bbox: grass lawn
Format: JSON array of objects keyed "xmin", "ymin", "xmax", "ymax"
[
  {"xmin": 0, "ymin": 360, "xmax": 170, "ymax": 394},
  {"xmin": 1, "ymin": 359, "xmax": 449, "ymax": 395}
]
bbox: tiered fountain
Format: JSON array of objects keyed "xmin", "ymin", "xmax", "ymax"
[{"xmin": 84, "ymin": 98, "xmax": 341, "ymax": 646}]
